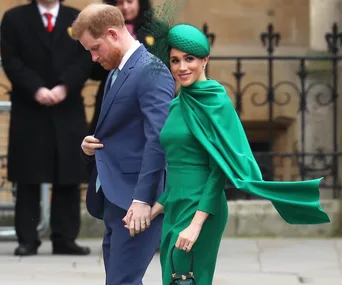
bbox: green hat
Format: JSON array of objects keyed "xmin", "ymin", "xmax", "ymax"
[{"xmin": 167, "ymin": 24, "xmax": 210, "ymax": 58}]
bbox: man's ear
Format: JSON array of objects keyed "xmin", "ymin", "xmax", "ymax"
[{"xmin": 107, "ymin": 28, "xmax": 118, "ymax": 41}]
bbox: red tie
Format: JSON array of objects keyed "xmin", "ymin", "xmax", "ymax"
[{"xmin": 44, "ymin": 13, "xmax": 54, "ymax": 32}]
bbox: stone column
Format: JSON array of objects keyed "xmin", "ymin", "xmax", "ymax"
[
  {"xmin": 310, "ymin": 0, "xmax": 342, "ymax": 51},
  {"xmin": 304, "ymin": 0, "xmax": 342, "ymax": 196}
]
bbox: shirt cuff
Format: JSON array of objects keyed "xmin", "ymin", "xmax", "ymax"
[{"xmin": 133, "ymin": 199, "xmax": 148, "ymax": 204}]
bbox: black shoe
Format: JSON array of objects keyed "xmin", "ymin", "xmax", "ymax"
[
  {"xmin": 52, "ymin": 241, "xmax": 91, "ymax": 255},
  {"xmin": 14, "ymin": 243, "xmax": 40, "ymax": 256}
]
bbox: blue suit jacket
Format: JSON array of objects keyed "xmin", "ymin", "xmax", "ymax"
[{"xmin": 86, "ymin": 45, "xmax": 175, "ymax": 219}]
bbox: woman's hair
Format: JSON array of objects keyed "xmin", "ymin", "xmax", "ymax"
[
  {"xmin": 71, "ymin": 4, "xmax": 125, "ymax": 40},
  {"xmin": 103, "ymin": 0, "xmax": 152, "ymax": 32}
]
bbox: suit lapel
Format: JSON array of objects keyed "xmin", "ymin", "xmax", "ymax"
[
  {"xmin": 96, "ymin": 45, "xmax": 146, "ymax": 131},
  {"xmin": 26, "ymin": 3, "xmax": 52, "ymax": 50},
  {"xmin": 96, "ymin": 69, "xmax": 131, "ymax": 130},
  {"xmin": 52, "ymin": 6, "xmax": 68, "ymax": 42}
]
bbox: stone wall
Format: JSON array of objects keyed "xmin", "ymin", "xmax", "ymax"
[
  {"xmin": 77, "ymin": 199, "xmax": 341, "ymax": 238},
  {"xmin": 1, "ymin": 0, "xmax": 310, "ymax": 48},
  {"xmin": 224, "ymin": 199, "xmax": 341, "ymax": 237},
  {"xmin": 1, "ymin": 199, "xmax": 340, "ymax": 239},
  {"xmin": 152, "ymin": 0, "xmax": 310, "ymax": 47}
]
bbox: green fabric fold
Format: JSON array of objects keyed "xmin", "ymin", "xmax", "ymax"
[{"xmin": 179, "ymin": 79, "xmax": 330, "ymax": 225}]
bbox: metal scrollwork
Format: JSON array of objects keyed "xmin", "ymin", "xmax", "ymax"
[
  {"xmin": 241, "ymin": 82, "xmax": 269, "ymax": 106},
  {"xmin": 305, "ymin": 82, "xmax": 334, "ymax": 107},
  {"xmin": 273, "ymin": 81, "xmax": 301, "ymax": 106}
]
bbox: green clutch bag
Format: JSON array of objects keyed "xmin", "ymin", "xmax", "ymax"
[{"xmin": 169, "ymin": 245, "xmax": 196, "ymax": 285}]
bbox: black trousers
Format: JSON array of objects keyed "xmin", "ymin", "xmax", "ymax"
[{"xmin": 15, "ymin": 183, "xmax": 81, "ymax": 245}]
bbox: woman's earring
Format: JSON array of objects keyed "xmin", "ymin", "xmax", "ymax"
[{"xmin": 203, "ymin": 65, "xmax": 206, "ymax": 70}]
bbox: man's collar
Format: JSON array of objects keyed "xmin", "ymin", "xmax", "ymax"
[
  {"xmin": 118, "ymin": 40, "xmax": 141, "ymax": 71},
  {"xmin": 37, "ymin": 1, "xmax": 60, "ymax": 17}
]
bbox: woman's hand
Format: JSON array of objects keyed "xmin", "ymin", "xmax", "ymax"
[
  {"xmin": 151, "ymin": 202, "xmax": 164, "ymax": 221},
  {"xmin": 175, "ymin": 223, "xmax": 202, "ymax": 252},
  {"xmin": 175, "ymin": 210, "xmax": 209, "ymax": 252}
]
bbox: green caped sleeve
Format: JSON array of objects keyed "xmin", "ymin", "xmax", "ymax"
[{"xmin": 197, "ymin": 156, "xmax": 226, "ymax": 215}]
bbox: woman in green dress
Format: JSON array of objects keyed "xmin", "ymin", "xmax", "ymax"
[{"xmin": 127, "ymin": 24, "xmax": 330, "ymax": 285}]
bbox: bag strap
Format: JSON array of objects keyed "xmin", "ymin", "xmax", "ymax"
[{"xmin": 170, "ymin": 245, "xmax": 194, "ymax": 277}]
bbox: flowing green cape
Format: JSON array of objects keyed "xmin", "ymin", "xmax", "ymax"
[{"xmin": 179, "ymin": 79, "xmax": 330, "ymax": 225}]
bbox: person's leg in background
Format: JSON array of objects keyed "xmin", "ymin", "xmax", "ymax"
[
  {"xmin": 14, "ymin": 183, "xmax": 41, "ymax": 256},
  {"xmin": 50, "ymin": 183, "xmax": 90, "ymax": 255}
]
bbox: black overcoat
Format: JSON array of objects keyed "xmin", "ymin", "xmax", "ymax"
[{"xmin": 0, "ymin": 3, "xmax": 93, "ymax": 184}]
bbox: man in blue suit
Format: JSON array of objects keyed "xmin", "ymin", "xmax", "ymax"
[{"xmin": 71, "ymin": 3, "xmax": 174, "ymax": 284}]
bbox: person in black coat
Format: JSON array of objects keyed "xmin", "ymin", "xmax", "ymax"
[
  {"xmin": 0, "ymin": 0, "xmax": 93, "ymax": 256},
  {"xmin": 88, "ymin": 0, "xmax": 155, "ymax": 135}
]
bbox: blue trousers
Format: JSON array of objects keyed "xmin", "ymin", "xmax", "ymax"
[{"xmin": 103, "ymin": 198, "xmax": 163, "ymax": 285}]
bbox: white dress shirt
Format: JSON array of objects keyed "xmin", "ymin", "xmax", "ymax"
[
  {"xmin": 37, "ymin": 2, "xmax": 60, "ymax": 28},
  {"xmin": 117, "ymin": 40, "xmax": 141, "ymax": 71}
]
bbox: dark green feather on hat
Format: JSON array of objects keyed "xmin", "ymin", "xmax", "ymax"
[{"xmin": 137, "ymin": 0, "xmax": 210, "ymax": 67}]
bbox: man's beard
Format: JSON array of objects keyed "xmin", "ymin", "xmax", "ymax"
[{"xmin": 105, "ymin": 46, "xmax": 123, "ymax": 70}]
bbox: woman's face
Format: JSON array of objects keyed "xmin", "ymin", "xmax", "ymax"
[
  {"xmin": 116, "ymin": 0, "xmax": 140, "ymax": 22},
  {"xmin": 169, "ymin": 48, "xmax": 208, "ymax": 87}
]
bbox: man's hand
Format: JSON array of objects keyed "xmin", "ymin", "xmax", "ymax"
[
  {"xmin": 34, "ymin": 87, "xmax": 56, "ymax": 106},
  {"xmin": 50, "ymin": 84, "xmax": 67, "ymax": 104},
  {"xmin": 122, "ymin": 202, "xmax": 151, "ymax": 237},
  {"xmin": 81, "ymin": 135, "xmax": 104, "ymax": 156}
]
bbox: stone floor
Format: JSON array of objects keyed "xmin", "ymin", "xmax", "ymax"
[{"xmin": 0, "ymin": 238, "xmax": 341, "ymax": 285}]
